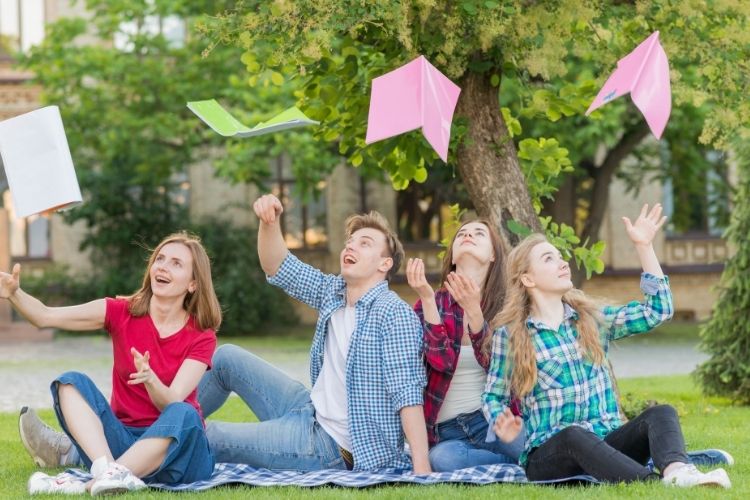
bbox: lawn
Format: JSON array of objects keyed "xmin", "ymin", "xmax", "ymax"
[{"xmin": 0, "ymin": 374, "xmax": 745, "ymax": 498}]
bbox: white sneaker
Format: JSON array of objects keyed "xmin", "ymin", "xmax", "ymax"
[
  {"xmin": 90, "ymin": 457, "xmax": 146, "ymax": 496},
  {"xmin": 28, "ymin": 471, "xmax": 86, "ymax": 495},
  {"xmin": 663, "ymin": 463, "xmax": 731, "ymax": 488}
]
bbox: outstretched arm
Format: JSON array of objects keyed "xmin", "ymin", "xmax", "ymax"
[
  {"xmin": 253, "ymin": 194, "xmax": 288, "ymax": 276},
  {"xmin": 0, "ymin": 263, "xmax": 105, "ymax": 330}
]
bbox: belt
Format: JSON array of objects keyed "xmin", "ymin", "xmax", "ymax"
[{"xmin": 338, "ymin": 446, "xmax": 354, "ymax": 470}]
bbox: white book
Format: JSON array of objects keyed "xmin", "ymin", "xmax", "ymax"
[{"xmin": 0, "ymin": 106, "xmax": 82, "ymax": 218}]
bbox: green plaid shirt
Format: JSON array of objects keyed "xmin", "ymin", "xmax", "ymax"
[{"xmin": 483, "ymin": 273, "xmax": 673, "ymax": 465}]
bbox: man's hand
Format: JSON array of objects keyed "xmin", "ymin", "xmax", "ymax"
[{"xmin": 253, "ymin": 194, "xmax": 284, "ymax": 224}]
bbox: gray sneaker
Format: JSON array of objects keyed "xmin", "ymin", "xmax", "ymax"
[{"xmin": 18, "ymin": 406, "xmax": 76, "ymax": 468}]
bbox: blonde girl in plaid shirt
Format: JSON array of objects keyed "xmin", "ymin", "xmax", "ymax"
[{"xmin": 482, "ymin": 204, "xmax": 731, "ymax": 488}]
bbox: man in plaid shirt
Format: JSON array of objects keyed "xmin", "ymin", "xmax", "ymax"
[{"xmin": 197, "ymin": 194, "xmax": 430, "ymax": 473}]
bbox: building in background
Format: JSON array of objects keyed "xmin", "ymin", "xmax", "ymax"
[{"xmin": 0, "ymin": 1, "xmax": 728, "ymax": 339}]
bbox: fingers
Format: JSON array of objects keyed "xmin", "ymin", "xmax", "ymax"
[
  {"xmin": 253, "ymin": 194, "xmax": 284, "ymax": 224},
  {"xmin": 655, "ymin": 215, "xmax": 668, "ymax": 230},
  {"xmin": 12, "ymin": 263, "xmax": 20, "ymax": 282},
  {"xmin": 639, "ymin": 203, "xmax": 649, "ymax": 219},
  {"xmin": 621, "ymin": 216, "xmax": 633, "ymax": 232}
]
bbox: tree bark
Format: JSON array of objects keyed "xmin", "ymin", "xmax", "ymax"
[{"xmin": 455, "ymin": 71, "xmax": 541, "ymax": 249}]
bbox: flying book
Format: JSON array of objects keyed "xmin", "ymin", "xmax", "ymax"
[
  {"xmin": 187, "ymin": 99, "xmax": 319, "ymax": 137},
  {"xmin": 0, "ymin": 106, "xmax": 82, "ymax": 218},
  {"xmin": 586, "ymin": 31, "xmax": 672, "ymax": 139},
  {"xmin": 365, "ymin": 55, "xmax": 461, "ymax": 162}
]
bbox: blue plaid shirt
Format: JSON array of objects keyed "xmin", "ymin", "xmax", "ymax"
[
  {"xmin": 483, "ymin": 273, "xmax": 673, "ymax": 465},
  {"xmin": 268, "ymin": 253, "xmax": 426, "ymax": 471}
]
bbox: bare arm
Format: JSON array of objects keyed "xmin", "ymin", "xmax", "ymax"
[
  {"xmin": 406, "ymin": 258, "xmax": 440, "ymax": 324},
  {"xmin": 128, "ymin": 348, "xmax": 208, "ymax": 411},
  {"xmin": 622, "ymin": 203, "xmax": 667, "ymax": 277},
  {"xmin": 1, "ymin": 263, "xmax": 105, "ymax": 330},
  {"xmin": 400, "ymin": 405, "xmax": 432, "ymax": 474},
  {"xmin": 253, "ymin": 194, "xmax": 289, "ymax": 276}
]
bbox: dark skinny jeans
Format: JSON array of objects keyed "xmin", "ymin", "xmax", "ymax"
[{"xmin": 525, "ymin": 404, "xmax": 689, "ymax": 483}]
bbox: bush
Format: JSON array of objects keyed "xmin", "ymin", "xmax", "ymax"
[{"xmin": 696, "ymin": 142, "xmax": 750, "ymax": 403}]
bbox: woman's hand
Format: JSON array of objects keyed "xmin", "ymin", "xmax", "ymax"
[
  {"xmin": 0, "ymin": 263, "xmax": 21, "ymax": 299},
  {"xmin": 406, "ymin": 258, "xmax": 434, "ymax": 301},
  {"xmin": 493, "ymin": 407, "xmax": 523, "ymax": 444},
  {"xmin": 128, "ymin": 347, "xmax": 154, "ymax": 385},
  {"xmin": 444, "ymin": 272, "xmax": 481, "ymax": 316},
  {"xmin": 622, "ymin": 203, "xmax": 667, "ymax": 247}
]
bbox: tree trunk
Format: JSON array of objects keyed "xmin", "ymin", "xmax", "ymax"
[
  {"xmin": 571, "ymin": 122, "xmax": 651, "ymax": 287},
  {"xmin": 455, "ymin": 71, "xmax": 541, "ymax": 249}
]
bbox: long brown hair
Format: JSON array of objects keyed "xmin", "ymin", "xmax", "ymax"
[
  {"xmin": 441, "ymin": 219, "xmax": 506, "ymax": 323},
  {"xmin": 127, "ymin": 232, "xmax": 222, "ymax": 332},
  {"xmin": 485, "ymin": 233, "xmax": 603, "ymax": 397}
]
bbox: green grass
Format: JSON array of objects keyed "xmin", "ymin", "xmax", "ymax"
[{"xmin": 0, "ymin": 375, "xmax": 745, "ymax": 498}]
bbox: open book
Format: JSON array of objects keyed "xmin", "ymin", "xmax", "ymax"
[
  {"xmin": 187, "ymin": 99, "xmax": 319, "ymax": 137},
  {"xmin": 0, "ymin": 106, "xmax": 82, "ymax": 218}
]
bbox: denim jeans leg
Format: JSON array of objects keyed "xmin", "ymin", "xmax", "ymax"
[
  {"xmin": 51, "ymin": 371, "xmax": 136, "ymax": 470},
  {"xmin": 205, "ymin": 402, "xmax": 345, "ymax": 471},
  {"xmin": 429, "ymin": 411, "xmax": 519, "ymax": 471},
  {"xmin": 198, "ymin": 344, "xmax": 311, "ymax": 419},
  {"xmin": 137, "ymin": 402, "xmax": 215, "ymax": 485}
]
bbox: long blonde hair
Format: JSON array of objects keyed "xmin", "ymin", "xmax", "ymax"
[
  {"xmin": 127, "ymin": 232, "xmax": 222, "ymax": 332},
  {"xmin": 485, "ymin": 234, "xmax": 604, "ymax": 397}
]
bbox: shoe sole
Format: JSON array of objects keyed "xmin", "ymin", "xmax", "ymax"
[
  {"xmin": 91, "ymin": 486, "xmax": 129, "ymax": 496},
  {"xmin": 18, "ymin": 406, "xmax": 51, "ymax": 468}
]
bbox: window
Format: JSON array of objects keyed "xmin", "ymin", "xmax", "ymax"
[
  {"xmin": 270, "ymin": 154, "xmax": 327, "ymax": 250},
  {"xmin": 0, "ymin": 0, "xmax": 45, "ymax": 52},
  {"xmin": 663, "ymin": 150, "xmax": 730, "ymax": 237}
]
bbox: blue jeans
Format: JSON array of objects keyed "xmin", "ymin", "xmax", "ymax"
[
  {"xmin": 429, "ymin": 409, "xmax": 524, "ymax": 471},
  {"xmin": 52, "ymin": 371, "xmax": 214, "ymax": 485},
  {"xmin": 197, "ymin": 344, "xmax": 347, "ymax": 471}
]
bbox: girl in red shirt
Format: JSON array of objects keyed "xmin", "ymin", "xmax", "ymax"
[{"xmin": 1, "ymin": 232, "xmax": 221, "ymax": 495}]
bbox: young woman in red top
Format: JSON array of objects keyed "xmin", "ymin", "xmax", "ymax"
[
  {"xmin": 407, "ymin": 219, "xmax": 523, "ymax": 471},
  {"xmin": 0, "ymin": 232, "xmax": 221, "ymax": 495}
]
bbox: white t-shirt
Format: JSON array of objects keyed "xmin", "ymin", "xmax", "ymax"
[
  {"xmin": 310, "ymin": 306, "xmax": 356, "ymax": 451},
  {"xmin": 436, "ymin": 344, "xmax": 485, "ymax": 423}
]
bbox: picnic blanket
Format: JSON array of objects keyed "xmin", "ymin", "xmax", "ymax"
[{"xmin": 69, "ymin": 463, "xmax": 599, "ymax": 491}]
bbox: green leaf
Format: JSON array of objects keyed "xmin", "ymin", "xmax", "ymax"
[{"xmin": 270, "ymin": 71, "xmax": 284, "ymax": 86}]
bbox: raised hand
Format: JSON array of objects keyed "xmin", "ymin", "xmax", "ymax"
[
  {"xmin": 253, "ymin": 194, "xmax": 284, "ymax": 224},
  {"xmin": 0, "ymin": 263, "xmax": 21, "ymax": 299},
  {"xmin": 622, "ymin": 203, "xmax": 667, "ymax": 246},
  {"xmin": 444, "ymin": 272, "xmax": 481, "ymax": 315},
  {"xmin": 128, "ymin": 347, "xmax": 154, "ymax": 385},
  {"xmin": 493, "ymin": 407, "xmax": 523, "ymax": 444},
  {"xmin": 406, "ymin": 258, "xmax": 434, "ymax": 301}
]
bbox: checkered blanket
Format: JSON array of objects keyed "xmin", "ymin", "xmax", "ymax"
[{"xmin": 69, "ymin": 463, "xmax": 598, "ymax": 490}]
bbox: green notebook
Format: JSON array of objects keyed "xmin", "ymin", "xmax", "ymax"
[{"xmin": 187, "ymin": 99, "xmax": 319, "ymax": 137}]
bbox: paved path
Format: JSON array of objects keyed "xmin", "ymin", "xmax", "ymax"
[{"xmin": 0, "ymin": 337, "xmax": 708, "ymax": 413}]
